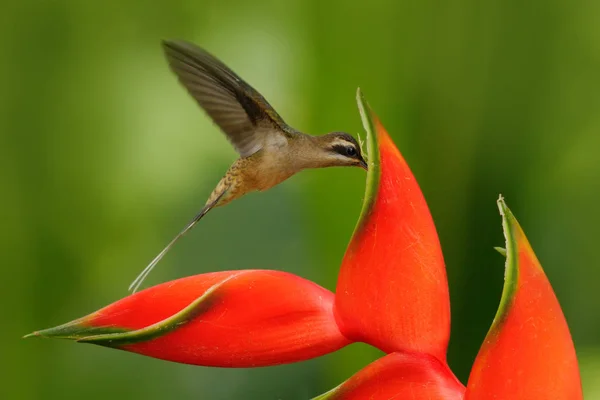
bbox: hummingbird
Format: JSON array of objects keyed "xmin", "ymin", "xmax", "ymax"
[{"xmin": 129, "ymin": 40, "xmax": 368, "ymax": 293}]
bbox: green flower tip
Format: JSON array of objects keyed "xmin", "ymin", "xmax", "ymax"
[
  {"xmin": 494, "ymin": 247, "xmax": 507, "ymax": 257},
  {"xmin": 23, "ymin": 318, "xmax": 128, "ymax": 341},
  {"xmin": 23, "ymin": 319, "xmax": 86, "ymax": 340},
  {"xmin": 351, "ymin": 88, "xmax": 381, "ymax": 235},
  {"xmin": 497, "ymin": 194, "xmax": 516, "ymax": 223},
  {"xmin": 496, "ymin": 194, "xmax": 518, "ymax": 277},
  {"xmin": 355, "ymin": 87, "xmax": 377, "ymax": 169},
  {"xmin": 485, "ymin": 194, "xmax": 519, "ymax": 335}
]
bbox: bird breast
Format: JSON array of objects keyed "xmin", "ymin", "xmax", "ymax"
[{"xmin": 252, "ymin": 150, "xmax": 296, "ymax": 192}]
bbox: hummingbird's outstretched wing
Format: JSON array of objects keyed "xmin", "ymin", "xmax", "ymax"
[{"xmin": 163, "ymin": 40, "xmax": 291, "ymax": 157}]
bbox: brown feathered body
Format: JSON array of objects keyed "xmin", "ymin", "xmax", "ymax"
[{"xmin": 207, "ymin": 133, "xmax": 352, "ymax": 207}]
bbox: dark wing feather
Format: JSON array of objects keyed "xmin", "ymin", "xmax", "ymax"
[{"xmin": 162, "ymin": 40, "xmax": 288, "ymax": 157}]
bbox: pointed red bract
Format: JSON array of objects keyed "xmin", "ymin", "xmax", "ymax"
[
  {"xmin": 335, "ymin": 109, "xmax": 450, "ymax": 361},
  {"xmin": 465, "ymin": 201, "xmax": 583, "ymax": 399},
  {"xmin": 315, "ymin": 352, "xmax": 465, "ymax": 400},
  {"xmin": 30, "ymin": 270, "xmax": 351, "ymax": 367}
]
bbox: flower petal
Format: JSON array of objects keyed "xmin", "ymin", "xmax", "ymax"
[
  {"xmin": 465, "ymin": 198, "xmax": 583, "ymax": 399},
  {"xmin": 25, "ymin": 270, "xmax": 351, "ymax": 367},
  {"xmin": 312, "ymin": 352, "xmax": 465, "ymax": 400},
  {"xmin": 335, "ymin": 90, "xmax": 450, "ymax": 361}
]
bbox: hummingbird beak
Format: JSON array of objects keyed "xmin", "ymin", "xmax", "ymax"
[{"xmin": 359, "ymin": 159, "xmax": 368, "ymax": 171}]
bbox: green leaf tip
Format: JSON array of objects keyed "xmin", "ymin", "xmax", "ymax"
[
  {"xmin": 354, "ymin": 88, "xmax": 368, "ymax": 161},
  {"xmin": 486, "ymin": 195, "xmax": 519, "ymax": 335},
  {"xmin": 353, "ymin": 88, "xmax": 381, "ymax": 234},
  {"xmin": 494, "ymin": 247, "xmax": 507, "ymax": 257},
  {"xmin": 355, "ymin": 87, "xmax": 377, "ymax": 170},
  {"xmin": 23, "ymin": 318, "xmax": 128, "ymax": 341}
]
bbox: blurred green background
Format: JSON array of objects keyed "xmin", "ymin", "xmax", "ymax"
[{"xmin": 2, "ymin": 0, "xmax": 599, "ymax": 398}]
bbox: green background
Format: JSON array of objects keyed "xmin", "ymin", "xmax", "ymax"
[{"xmin": 2, "ymin": 0, "xmax": 599, "ymax": 398}]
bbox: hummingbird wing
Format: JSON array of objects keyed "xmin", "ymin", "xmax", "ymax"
[{"xmin": 162, "ymin": 40, "xmax": 291, "ymax": 157}]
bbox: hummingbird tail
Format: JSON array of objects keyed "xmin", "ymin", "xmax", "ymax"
[{"xmin": 128, "ymin": 190, "xmax": 227, "ymax": 293}]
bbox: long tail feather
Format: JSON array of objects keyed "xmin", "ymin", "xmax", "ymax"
[
  {"xmin": 128, "ymin": 190, "xmax": 227, "ymax": 293},
  {"xmin": 128, "ymin": 206, "xmax": 211, "ymax": 293}
]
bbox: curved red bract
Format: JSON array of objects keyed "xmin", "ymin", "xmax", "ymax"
[
  {"xmin": 335, "ymin": 117, "xmax": 451, "ymax": 362},
  {"xmin": 32, "ymin": 270, "xmax": 351, "ymax": 367},
  {"xmin": 465, "ymin": 208, "xmax": 583, "ymax": 399}
]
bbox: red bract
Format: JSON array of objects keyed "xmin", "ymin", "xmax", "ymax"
[
  {"xmin": 335, "ymin": 105, "xmax": 450, "ymax": 361},
  {"xmin": 464, "ymin": 202, "xmax": 583, "ymax": 399},
  {"xmin": 26, "ymin": 90, "xmax": 583, "ymax": 399},
  {"xmin": 26, "ymin": 270, "xmax": 350, "ymax": 367}
]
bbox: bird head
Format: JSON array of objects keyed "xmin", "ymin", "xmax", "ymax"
[{"xmin": 316, "ymin": 132, "xmax": 368, "ymax": 170}]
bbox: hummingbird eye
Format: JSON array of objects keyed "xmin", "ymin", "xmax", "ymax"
[{"xmin": 346, "ymin": 146, "xmax": 357, "ymax": 157}]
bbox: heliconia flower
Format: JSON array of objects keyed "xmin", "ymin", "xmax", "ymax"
[{"xmin": 26, "ymin": 90, "xmax": 583, "ymax": 399}]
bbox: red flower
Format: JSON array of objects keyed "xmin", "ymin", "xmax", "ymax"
[{"xmin": 26, "ymin": 90, "xmax": 582, "ymax": 399}]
